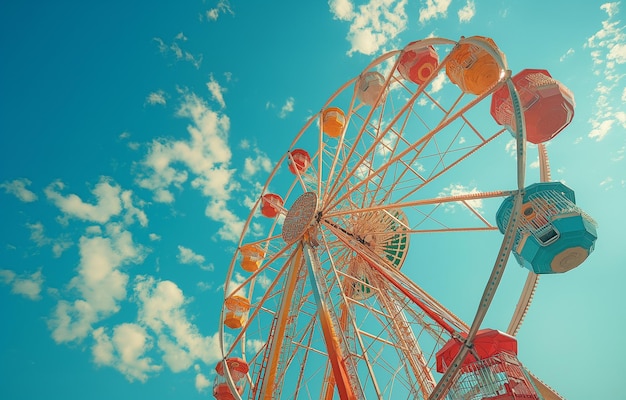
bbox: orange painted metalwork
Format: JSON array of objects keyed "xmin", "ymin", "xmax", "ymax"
[
  {"xmin": 259, "ymin": 245, "xmax": 305, "ymax": 399},
  {"xmin": 322, "ymin": 303, "xmax": 350, "ymax": 400}
]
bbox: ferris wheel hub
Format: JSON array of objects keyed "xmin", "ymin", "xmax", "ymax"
[{"xmin": 282, "ymin": 191, "xmax": 319, "ymax": 244}]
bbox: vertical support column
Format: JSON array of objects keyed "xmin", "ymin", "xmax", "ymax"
[
  {"xmin": 258, "ymin": 245, "xmax": 304, "ymax": 399},
  {"xmin": 303, "ymin": 242, "xmax": 358, "ymax": 400}
]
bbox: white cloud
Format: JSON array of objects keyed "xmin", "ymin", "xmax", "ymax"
[
  {"xmin": 330, "ymin": 0, "xmax": 409, "ymax": 56},
  {"xmin": 529, "ymin": 158, "xmax": 540, "ymax": 169},
  {"xmin": 146, "ymin": 90, "xmax": 167, "ymax": 106},
  {"xmin": 26, "ymin": 222, "xmax": 72, "ymax": 257},
  {"xmin": 149, "ymin": 233, "xmax": 161, "ymax": 241},
  {"xmin": 207, "ymin": 74, "xmax": 226, "ymax": 109},
  {"xmin": 92, "ymin": 324, "xmax": 161, "ymax": 382},
  {"xmin": 134, "ymin": 276, "xmax": 222, "ymax": 372},
  {"xmin": 457, "ymin": 0, "xmax": 475, "ymax": 23},
  {"xmin": 599, "ymin": 176, "xmax": 614, "ymax": 190},
  {"xmin": 329, "ymin": 0, "xmax": 354, "ymax": 20},
  {"xmin": 439, "ymin": 183, "xmax": 483, "ymax": 212},
  {"xmin": 154, "ymin": 36, "xmax": 202, "ymax": 69},
  {"xmin": 419, "ymin": 0, "xmax": 452, "ymax": 23},
  {"xmin": 195, "ymin": 371, "xmax": 211, "ymax": 392},
  {"xmin": 588, "ymin": 118, "xmax": 614, "ymax": 141},
  {"xmin": 0, "ymin": 269, "xmax": 16, "ymax": 283},
  {"xmin": 430, "ymin": 72, "xmax": 447, "ymax": 93},
  {"xmin": 612, "ymin": 143, "xmax": 625, "ymax": 161},
  {"xmin": 49, "ymin": 225, "xmax": 145, "ymax": 343},
  {"xmin": 137, "ymin": 92, "xmax": 246, "ymax": 242},
  {"xmin": 45, "ymin": 179, "xmax": 122, "ymax": 224},
  {"xmin": 279, "ymin": 96, "xmax": 295, "ymax": 118},
  {"xmin": 585, "ymin": 2, "xmax": 626, "ymax": 141},
  {"xmin": 224, "ymin": 271, "xmax": 247, "ymax": 298},
  {"xmin": 138, "ymin": 93, "xmax": 235, "ymax": 202},
  {"xmin": 178, "ymin": 245, "xmax": 204, "ymax": 264},
  {"xmin": 616, "ymin": 111, "xmax": 626, "ymax": 125},
  {"xmin": 177, "ymin": 245, "xmax": 214, "ymax": 271},
  {"xmin": 197, "ymin": 281, "xmax": 213, "ymax": 291},
  {"xmin": 504, "ymin": 138, "xmax": 517, "ymax": 157},
  {"xmin": 243, "ymin": 151, "xmax": 273, "ymax": 180},
  {"xmin": 246, "ymin": 338, "xmax": 265, "ymax": 354},
  {"xmin": 601, "ymin": 1, "xmax": 619, "ymax": 18},
  {"xmin": 205, "ymin": 199, "xmax": 244, "ymax": 242},
  {"xmin": 0, "ymin": 269, "xmax": 44, "ymax": 300},
  {"xmin": 376, "ymin": 135, "xmax": 395, "ymax": 157},
  {"xmin": 120, "ymin": 190, "xmax": 148, "ymax": 227},
  {"xmin": 52, "ymin": 241, "xmax": 72, "ymax": 257},
  {"xmin": 27, "ymin": 222, "xmax": 49, "ymax": 247},
  {"xmin": 0, "ymin": 178, "xmax": 38, "ymax": 202},
  {"xmin": 560, "ymin": 48, "xmax": 575, "ymax": 62},
  {"xmin": 257, "ymin": 274, "xmax": 272, "ymax": 290},
  {"xmin": 205, "ymin": 0, "xmax": 234, "ymax": 21},
  {"xmin": 239, "ymin": 139, "xmax": 251, "ymax": 150},
  {"xmin": 45, "ymin": 179, "xmax": 146, "ymax": 227}
]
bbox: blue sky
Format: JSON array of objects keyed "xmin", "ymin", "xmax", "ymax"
[{"xmin": 0, "ymin": 1, "xmax": 624, "ymax": 399}]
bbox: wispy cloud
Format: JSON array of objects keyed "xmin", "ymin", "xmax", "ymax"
[
  {"xmin": 505, "ymin": 138, "xmax": 517, "ymax": 157},
  {"xmin": 457, "ymin": 0, "xmax": 476, "ymax": 23},
  {"xmin": 242, "ymin": 148, "xmax": 273, "ymax": 180},
  {"xmin": 0, "ymin": 268, "xmax": 44, "ymax": 300},
  {"xmin": 560, "ymin": 48, "xmax": 575, "ymax": 62},
  {"xmin": 279, "ymin": 96, "xmax": 295, "ymax": 118},
  {"xmin": 177, "ymin": 245, "xmax": 214, "ymax": 271},
  {"xmin": 0, "ymin": 178, "xmax": 38, "ymax": 202},
  {"xmin": 154, "ymin": 35, "xmax": 202, "ymax": 69},
  {"xmin": 585, "ymin": 2, "xmax": 626, "ymax": 141},
  {"xmin": 204, "ymin": 0, "xmax": 234, "ymax": 21},
  {"xmin": 612, "ymin": 142, "xmax": 626, "ymax": 161},
  {"xmin": 207, "ymin": 74, "xmax": 226, "ymax": 109},
  {"xmin": 26, "ymin": 222, "xmax": 72, "ymax": 257},
  {"xmin": 329, "ymin": 0, "xmax": 409, "ymax": 55},
  {"xmin": 439, "ymin": 183, "xmax": 483, "ymax": 213},
  {"xmin": 418, "ymin": 0, "xmax": 452, "ymax": 24},
  {"xmin": 599, "ymin": 176, "xmax": 614, "ymax": 190},
  {"xmin": 146, "ymin": 90, "xmax": 167, "ymax": 106}
]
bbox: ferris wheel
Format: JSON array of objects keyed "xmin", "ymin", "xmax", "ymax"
[{"xmin": 213, "ymin": 36, "xmax": 597, "ymax": 400}]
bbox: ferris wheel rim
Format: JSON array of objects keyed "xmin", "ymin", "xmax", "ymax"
[{"xmin": 215, "ymin": 35, "xmax": 550, "ymax": 400}]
